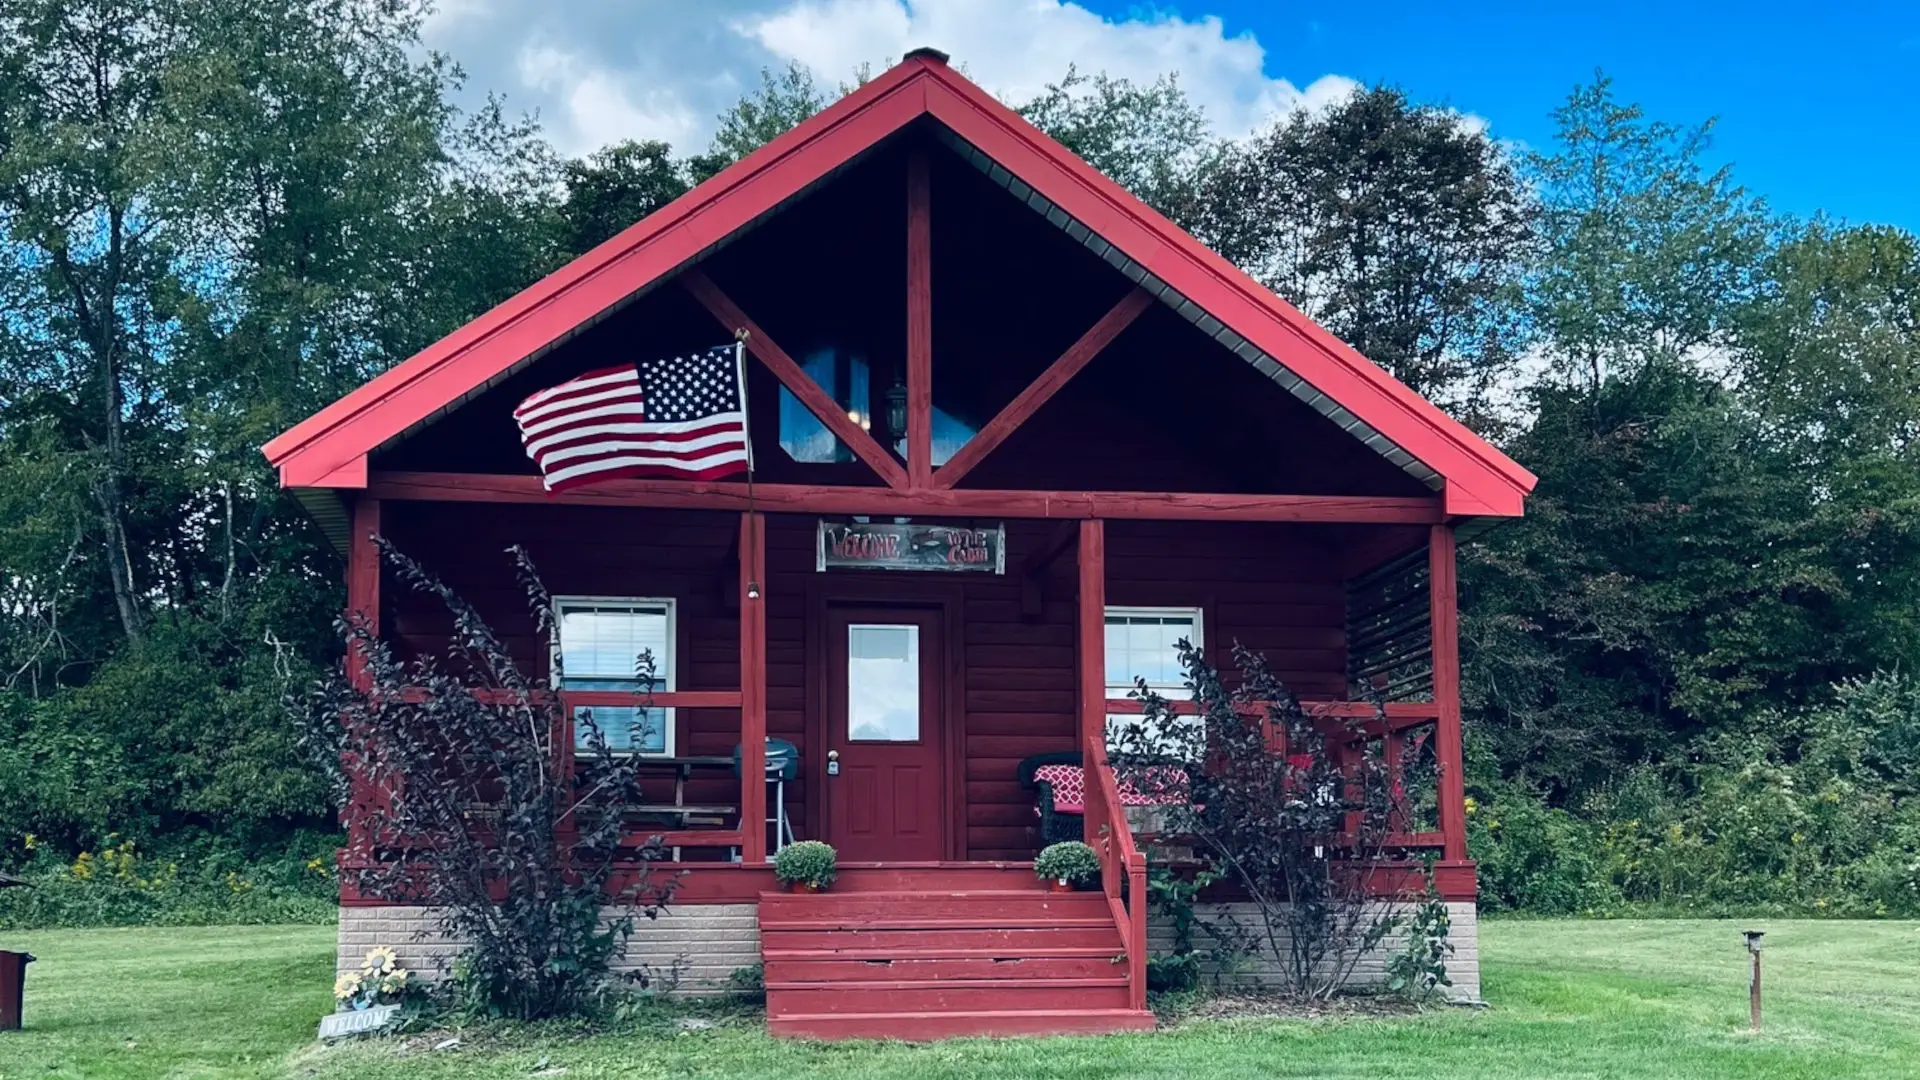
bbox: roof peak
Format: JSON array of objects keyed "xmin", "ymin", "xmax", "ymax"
[{"xmin": 903, "ymin": 46, "xmax": 949, "ymax": 64}]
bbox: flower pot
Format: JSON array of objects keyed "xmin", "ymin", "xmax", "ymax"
[
  {"xmin": 788, "ymin": 880, "xmax": 823, "ymax": 894},
  {"xmin": 1049, "ymin": 878, "xmax": 1075, "ymax": 893}
]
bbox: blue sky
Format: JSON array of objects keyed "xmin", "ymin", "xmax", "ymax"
[
  {"xmin": 1130, "ymin": 1, "xmax": 1920, "ymax": 229},
  {"xmin": 423, "ymin": 0, "xmax": 1920, "ymax": 230}
]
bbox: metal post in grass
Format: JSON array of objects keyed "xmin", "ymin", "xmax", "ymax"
[{"xmin": 1743, "ymin": 930, "xmax": 1765, "ymax": 1032}]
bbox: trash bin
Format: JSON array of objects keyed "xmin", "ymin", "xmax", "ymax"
[{"xmin": 0, "ymin": 950, "xmax": 33, "ymax": 1031}]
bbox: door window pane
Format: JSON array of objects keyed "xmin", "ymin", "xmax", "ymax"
[{"xmin": 848, "ymin": 624, "xmax": 920, "ymax": 741}]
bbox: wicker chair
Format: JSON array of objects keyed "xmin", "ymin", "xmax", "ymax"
[{"xmin": 1016, "ymin": 749, "xmax": 1086, "ymax": 846}]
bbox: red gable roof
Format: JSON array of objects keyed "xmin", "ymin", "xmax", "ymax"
[{"xmin": 264, "ymin": 50, "xmax": 1534, "ymax": 516}]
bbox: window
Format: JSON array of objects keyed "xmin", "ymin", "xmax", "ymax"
[
  {"xmin": 553, "ymin": 597, "xmax": 675, "ymax": 756},
  {"xmin": 780, "ymin": 348, "xmax": 870, "ymax": 463},
  {"xmin": 1104, "ymin": 607, "xmax": 1203, "ymax": 751},
  {"xmin": 778, "ymin": 347, "xmax": 980, "ymax": 466},
  {"xmin": 847, "ymin": 624, "xmax": 920, "ymax": 741}
]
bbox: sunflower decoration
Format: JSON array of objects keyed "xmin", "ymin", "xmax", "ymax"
[
  {"xmin": 360, "ymin": 946, "xmax": 399, "ymax": 978},
  {"xmin": 333, "ymin": 972, "xmax": 364, "ymax": 1004}
]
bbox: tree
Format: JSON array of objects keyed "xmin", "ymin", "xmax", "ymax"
[
  {"xmin": 558, "ymin": 140, "xmax": 691, "ymax": 256},
  {"xmin": 1525, "ymin": 75, "xmax": 1771, "ymax": 393},
  {"xmin": 1019, "ymin": 68, "xmax": 1214, "ymax": 227},
  {"xmin": 1190, "ymin": 87, "xmax": 1533, "ymax": 419},
  {"xmin": 702, "ymin": 62, "xmax": 832, "ymax": 174}
]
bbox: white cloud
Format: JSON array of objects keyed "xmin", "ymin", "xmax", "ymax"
[
  {"xmin": 736, "ymin": 0, "xmax": 1358, "ymax": 138},
  {"xmin": 418, "ymin": 1, "xmax": 1370, "ymax": 156}
]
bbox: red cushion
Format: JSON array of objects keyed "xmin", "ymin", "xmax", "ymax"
[{"xmin": 1033, "ymin": 764, "xmax": 1188, "ymax": 815}]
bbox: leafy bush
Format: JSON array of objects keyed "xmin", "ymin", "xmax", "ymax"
[
  {"xmin": 1117, "ymin": 642, "xmax": 1402, "ymax": 999},
  {"xmin": 1034, "ymin": 841, "xmax": 1101, "ymax": 888},
  {"xmin": 0, "ymin": 838, "xmax": 336, "ymax": 929},
  {"xmin": 1471, "ymin": 671, "xmax": 1920, "ymax": 918},
  {"xmin": 296, "ymin": 541, "xmax": 677, "ymax": 1020},
  {"xmin": 1384, "ymin": 884, "xmax": 1455, "ymax": 1002},
  {"xmin": 772, "ymin": 841, "xmax": 837, "ymax": 888}
]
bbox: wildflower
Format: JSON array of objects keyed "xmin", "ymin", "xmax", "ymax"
[
  {"xmin": 22, "ymin": 833, "xmax": 35, "ymax": 851},
  {"xmin": 1462, "ymin": 797, "xmax": 1478, "ymax": 816}
]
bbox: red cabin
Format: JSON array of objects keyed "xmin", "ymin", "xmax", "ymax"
[{"xmin": 268, "ymin": 49, "xmax": 1533, "ymax": 1039}]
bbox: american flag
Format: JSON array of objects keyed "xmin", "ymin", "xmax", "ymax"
[{"xmin": 514, "ymin": 344, "xmax": 751, "ymax": 492}]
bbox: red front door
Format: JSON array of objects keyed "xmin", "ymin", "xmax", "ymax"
[{"xmin": 825, "ymin": 606, "xmax": 947, "ymax": 861}]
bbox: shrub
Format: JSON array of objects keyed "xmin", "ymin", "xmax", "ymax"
[
  {"xmin": 295, "ymin": 541, "xmax": 677, "ymax": 1020},
  {"xmin": 1115, "ymin": 641, "xmax": 1402, "ymax": 1000},
  {"xmin": 1034, "ymin": 841, "xmax": 1100, "ymax": 888},
  {"xmin": 772, "ymin": 841, "xmax": 836, "ymax": 888}
]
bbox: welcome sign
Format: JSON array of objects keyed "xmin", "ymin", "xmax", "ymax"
[{"xmin": 816, "ymin": 521, "xmax": 1006, "ymax": 574}]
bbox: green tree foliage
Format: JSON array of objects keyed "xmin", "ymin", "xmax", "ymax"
[
  {"xmin": 1192, "ymin": 87, "xmax": 1533, "ymax": 415},
  {"xmin": 0, "ymin": 0, "xmax": 561, "ymax": 864}
]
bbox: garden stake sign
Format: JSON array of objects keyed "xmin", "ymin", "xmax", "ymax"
[{"xmin": 1744, "ymin": 930, "xmax": 1764, "ymax": 1031}]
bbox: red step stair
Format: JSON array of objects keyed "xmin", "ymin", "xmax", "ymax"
[{"xmin": 758, "ymin": 870, "xmax": 1154, "ymax": 1040}]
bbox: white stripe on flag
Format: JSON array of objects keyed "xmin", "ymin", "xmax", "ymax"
[
  {"xmin": 517, "ymin": 399, "xmax": 649, "ymax": 438},
  {"xmin": 535, "ymin": 428, "xmax": 747, "ymax": 468},
  {"xmin": 513, "ymin": 368, "xmax": 637, "ymax": 416},
  {"xmin": 544, "ymin": 447, "xmax": 751, "ymax": 488},
  {"xmin": 514, "ymin": 383, "xmax": 644, "ymax": 426},
  {"xmin": 523, "ymin": 412, "xmax": 748, "ymax": 457}
]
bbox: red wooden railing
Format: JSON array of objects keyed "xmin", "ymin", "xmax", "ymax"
[
  {"xmin": 1084, "ymin": 735, "xmax": 1149, "ymax": 1011},
  {"xmin": 1102, "ymin": 697, "xmax": 1457, "ymax": 857}
]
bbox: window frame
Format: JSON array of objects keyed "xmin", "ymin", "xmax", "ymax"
[
  {"xmin": 551, "ymin": 595, "xmax": 678, "ymax": 758},
  {"xmin": 1103, "ymin": 605, "xmax": 1205, "ymax": 752}
]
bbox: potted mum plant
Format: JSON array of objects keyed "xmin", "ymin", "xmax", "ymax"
[
  {"xmin": 773, "ymin": 840, "xmax": 837, "ymax": 893},
  {"xmin": 1034, "ymin": 841, "xmax": 1100, "ymax": 892}
]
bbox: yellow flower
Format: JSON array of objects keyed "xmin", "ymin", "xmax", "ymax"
[
  {"xmin": 1462, "ymin": 797, "xmax": 1478, "ymax": 816},
  {"xmin": 333, "ymin": 973, "xmax": 362, "ymax": 1001},
  {"xmin": 362, "ymin": 946, "xmax": 400, "ymax": 977},
  {"xmin": 22, "ymin": 833, "xmax": 35, "ymax": 851}
]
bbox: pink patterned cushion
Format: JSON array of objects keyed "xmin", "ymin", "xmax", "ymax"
[{"xmin": 1034, "ymin": 764, "xmax": 1188, "ymax": 815}]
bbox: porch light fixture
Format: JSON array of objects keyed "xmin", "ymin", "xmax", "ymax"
[{"xmin": 886, "ymin": 375, "xmax": 908, "ymax": 439}]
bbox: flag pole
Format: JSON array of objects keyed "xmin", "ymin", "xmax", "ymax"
[{"xmin": 734, "ymin": 332, "xmax": 760, "ymax": 601}]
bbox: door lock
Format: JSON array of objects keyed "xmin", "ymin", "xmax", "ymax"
[{"xmin": 826, "ymin": 749, "xmax": 840, "ymax": 776}]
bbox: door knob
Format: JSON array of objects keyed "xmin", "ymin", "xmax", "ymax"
[{"xmin": 827, "ymin": 749, "xmax": 840, "ymax": 776}]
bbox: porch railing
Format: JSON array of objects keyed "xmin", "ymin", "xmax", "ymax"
[
  {"xmin": 1083, "ymin": 735, "xmax": 1149, "ymax": 1011},
  {"xmin": 1102, "ymin": 696, "xmax": 1456, "ymax": 857}
]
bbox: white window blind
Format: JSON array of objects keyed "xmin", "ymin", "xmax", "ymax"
[
  {"xmin": 554, "ymin": 598, "xmax": 675, "ymax": 756},
  {"xmin": 1104, "ymin": 607, "xmax": 1203, "ymax": 753}
]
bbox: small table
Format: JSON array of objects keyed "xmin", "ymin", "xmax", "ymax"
[{"xmin": 634, "ymin": 756, "xmax": 738, "ymax": 860}]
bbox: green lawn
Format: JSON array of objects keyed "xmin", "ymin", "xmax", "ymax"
[{"xmin": 3, "ymin": 919, "xmax": 1919, "ymax": 1079}]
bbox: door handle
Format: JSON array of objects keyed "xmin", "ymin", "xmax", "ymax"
[{"xmin": 827, "ymin": 749, "xmax": 840, "ymax": 776}]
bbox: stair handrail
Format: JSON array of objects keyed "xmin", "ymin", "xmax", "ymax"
[{"xmin": 1083, "ymin": 734, "xmax": 1149, "ymax": 1011}]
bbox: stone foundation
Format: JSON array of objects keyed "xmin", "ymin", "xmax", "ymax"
[
  {"xmin": 336, "ymin": 903, "xmax": 761, "ymax": 993},
  {"xmin": 1147, "ymin": 901, "xmax": 1482, "ymax": 1002},
  {"xmin": 339, "ymin": 899, "xmax": 1479, "ymax": 1002}
]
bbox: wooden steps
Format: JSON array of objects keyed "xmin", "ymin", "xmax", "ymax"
[{"xmin": 759, "ymin": 879, "xmax": 1153, "ymax": 1041}]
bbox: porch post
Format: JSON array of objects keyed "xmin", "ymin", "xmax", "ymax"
[
  {"xmin": 345, "ymin": 495, "xmax": 381, "ymax": 690},
  {"xmin": 739, "ymin": 511, "xmax": 768, "ymax": 863},
  {"xmin": 905, "ymin": 150, "xmax": 933, "ymax": 486},
  {"xmin": 1428, "ymin": 523, "xmax": 1469, "ymax": 862},
  {"xmin": 1075, "ymin": 511, "xmax": 1105, "ymax": 757}
]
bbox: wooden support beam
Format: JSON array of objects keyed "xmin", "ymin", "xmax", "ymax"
[
  {"xmin": 1077, "ymin": 519, "xmax": 1107, "ymax": 755},
  {"xmin": 906, "ymin": 151, "xmax": 933, "ymax": 487},
  {"xmin": 345, "ymin": 496, "xmax": 381, "ymax": 689},
  {"xmin": 739, "ymin": 512, "xmax": 768, "ymax": 864},
  {"xmin": 1020, "ymin": 519, "xmax": 1078, "ymax": 618},
  {"xmin": 933, "ymin": 289, "xmax": 1152, "ymax": 490},
  {"xmin": 1428, "ymin": 524, "xmax": 1469, "ymax": 862},
  {"xmin": 683, "ymin": 270, "xmax": 909, "ymax": 490},
  {"xmin": 368, "ymin": 471, "xmax": 1446, "ymax": 524}
]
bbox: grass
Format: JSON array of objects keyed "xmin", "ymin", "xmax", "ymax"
[{"xmin": 3, "ymin": 919, "xmax": 1919, "ymax": 1078}]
